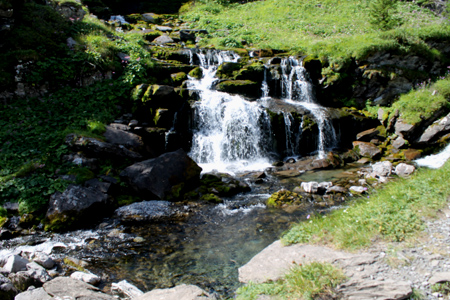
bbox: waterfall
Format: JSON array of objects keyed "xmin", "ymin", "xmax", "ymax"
[
  {"xmin": 188, "ymin": 50, "xmax": 272, "ymax": 174},
  {"xmin": 278, "ymin": 57, "xmax": 337, "ymax": 158}
]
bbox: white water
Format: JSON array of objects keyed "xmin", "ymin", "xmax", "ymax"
[
  {"xmin": 188, "ymin": 50, "xmax": 272, "ymax": 174},
  {"xmin": 278, "ymin": 57, "xmax": 337, "ymax": 158},
  {"xmin": 415, "ymin": 143, "xmax": 450, "ymax": 168}
]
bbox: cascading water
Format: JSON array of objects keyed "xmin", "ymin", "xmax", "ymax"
[
  {"xmin": 271, "ymin": 57, "xmax": 338, "ymax": 158},
  {"xmin": 188, "ymin": 50, "xmax": 272, "ymax": 173}
]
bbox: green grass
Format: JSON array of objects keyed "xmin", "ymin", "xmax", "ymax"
[
  {"xmin": 182, "ymin": 0, "xmax": 449, "ymax": 63},
  {"xmin": 282, "ymin": 159, "xmax": 450, "ymax": 250},
  {"xmin": 236, "ymin": 261, "xmax": 346, "ymax": 300}
]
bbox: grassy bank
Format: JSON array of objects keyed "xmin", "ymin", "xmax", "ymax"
[
  {"xmin": 182, "ymin": 0, "xmax": 450, "ymax": 63},
  {"xmin": 282, "ymin": 160, "xmax": 450, "ymax": 250}
]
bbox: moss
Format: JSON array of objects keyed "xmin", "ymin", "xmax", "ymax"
[
  {"xmin": 171, "ymin": 72, "xmax": 187, "ymax": 85},
  {"xmin": 216, "ymin": 62, "xmax": 243, "ymax": 79},
  {"xmin": 168, "ymin": 182, "xmax": 185, "ymax": 200},
  {"xmin": 235, "ymin": 61, "xmax": 265, "ymax": 81},
  {"xmin": 117, "ymin": 195, "xmax": 140, "ymax": 206},
  {"xmin": 63, "ymin": 257, "xmax": 87, "ymax": 272},
  {"xmin": 44, "ymin": 214, "xmax": 77, "ymax": 232},
  {"xmin": 200, "ymin": 193, "xmax": 223, "ymax": 203},
  {"xmin": 188, "ymin": 67, "xmax": 203, "ymax": 79},
  {"xmin": 215, "ymin": 80, "xmax": 259, "ymax": 97},
  {"xmin": 267, "ymin": 189, "xmax": 303, "ymax": 208},
  {"xmin": 125, "ymin": 14, "xmax": 143, "ymax": 23},
  {"xmin": 67, "ymin": 167, "xmax": 95, "ymax": 184}
]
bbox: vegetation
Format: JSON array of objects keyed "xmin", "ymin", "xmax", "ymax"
[
  {"xmin": 283, "ymin": 159, "xmax": 450, "ymax": 250},
  {"xmin": 236, "ymin": 262, "xmax": 346, "ymax": 300}
]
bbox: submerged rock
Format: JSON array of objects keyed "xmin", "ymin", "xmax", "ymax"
[
  {"xmin": 114, "ymin": 201, "xmax": 177, "ymax": 223},
  {"xmin": 120, "ymin": 149, "xmax": 202, "ymax": 200}
]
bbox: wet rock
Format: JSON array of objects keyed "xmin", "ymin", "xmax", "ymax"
[
  {"xmin": 65, "ymin": 133, "xmax": 142, "ymax": 161},
  {"xmin": 15, "ymin": 287, "xmax": 51, "ymax": 300},
  {"xmin": 120, "ymin": 149, "xmax": 202, "ymax": 200},
  {"xmin": 371, "ymin": 161, "xmax": 393, "ymax": 177},
  {"xmin": 136, "ymin": 284, "xmax": 214, "ymax": 300},
  {"xmin": 215, "ymin": 80, "xmax": 260, "ymax": 99},
  {"xmin": 418, "ymin": 112, "xmax": 450, "ymax": 144},
  {"xmin": 111, "ymin": 280, "xmax": 144, "ymax": 299},
  {"xmin": 45, "ymin": 184, "xmax": 112, "ymax": 231},
  {"xmin": 43, "ymin": 277, "xmax": 115, "ymax": 299},
  {"xmin": 70, "ymin": 271, "xmax": 100, "ymax": 286},
  {"xmin": 4, "ymin": 255, "xmax": 29, "ymax": 273},
  {"xmin": 115, "ymin": 201, "xmax": 176, "ymax": 223},
  {"xmin": 267, "ymin": 189, "xmax": 303, "ymax": 207},
  {"xmin": 395, "ymin": 163, "xmax": 415, "ymax": 177},
  {"xmin": 352, "ymin": 141, "xmax": 381, "ymax": 159}
]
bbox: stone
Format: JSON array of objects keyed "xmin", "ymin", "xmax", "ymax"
[
  {"xmin": 32, "ymin": 253, "xmax": 55, "ymax": 270},
  {"xmin": 153, "ymin": 34, "xmax": 174, "ymax": 44},
  {"xmin": 142, "ymin": 13, "xmax": 159, "ymax": 23},
  {"xmin": 111, "ymin": 280, "xmax": 144, "ymax": 299},
  {"xmin": 70, "ymin": 271, "xmax": 100, "ymax": 286},
  {"xmin": 326, "ymin": 186, "xmax": 347, "ymax": 194},
  {"xmin": 371, "ymin": 161, "xmax": 393, "ymax": 177},
  {"xmin": 301, "ymin": 182, "xmax": 318, "ymax": 193},
  {"xmin": 402, "ymin": 149, "xmax": 421, "ymax": 161},
  {"xmin": 155, "ymin": 25, "xmax": 173, "ymax": 32},
  {"xmin": 0, "ymin": 274, "xmax": 17, "ymax": 299},
  {"xmin": 4, "ymin": 255, "xmax": 29, "ymax": 273},
  {"xmin": 9, "ymin": 271, "xmax": 34, "ymax": 291},
  {"xmin": 104, "ymin": 125, "xmax": 144, "ymax": 153},
  {"xmin": 135, "ymin": 284, "xmax": 213, "ymax": 300},
  {"xmin": 15, "ymin": 287, "xmax": 52, "ymax": 300},
  {"xmin": 395, "ymin": 119, "xmax": 415, "ymax": 139},
  {"xmin": 392, "ymin": 136, "xmax": 407, "ymax": 149},
  {"xmin": 43, "ymin": 277, "xmax": 115, "ymax": 299},
  {"xmin": 65, "ymin": 133, "xmax": 142, "ymax": 161},
  {"xmin": 352, "ymin": 141, "xmax": 381, "ymax": 159},
  {"xmin": 24, "ymin": 267, "xmax": 53, "ymax": 285},
  {"xmin": 45, "ymin": 184, "xmax": 112, "ymax": 231},
  {"xmin": 180, "ymin": 29, "xmax": 208, "ymax": 42},
  {"xmin": 337, "ymin": 279, "xmax": 412, "ymax": 300},
  {"xmin": 356, "ymin": 128, "xmax": 380, "ymax": 142},
  {"xmin": 215, "ymin": 80, "xmax": 260, "ymax": 99},
  {"xmin": 349, "ymin": 186, "xmax": 367, "ymax": 194},
  {"xmin": 120, "ymin": 149, "xmax": 202, "ymax": 200},
  {"xmin": 429, "ymin": 272, "xmax": 450, "ymax": 285},
  {"xmin": 238, "ymin": 240, "xmax": 353, "ymax": 283},
  {"xmin": 395, "ymin": 163, "xmax": 415, "ymax": 177},
  {"xmin": 115, "ymin": 201, "xmax": 176, "ymax": 222},
  {"xmin": 418, "ymin": 113, "xmax": 450, "ymax": 144}
]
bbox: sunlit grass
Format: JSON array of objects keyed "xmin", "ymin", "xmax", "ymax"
[{"xmin": 282, "ymin": 159, "xmax": 450, "ymax": 250}]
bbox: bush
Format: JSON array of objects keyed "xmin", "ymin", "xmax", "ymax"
[{"xmin": 368, "ymin": 0, "xmax": 402, "ymax": 30}]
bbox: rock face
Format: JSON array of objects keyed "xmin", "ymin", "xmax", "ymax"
[
  {"xmin": 43, "ymin": 277, "xmax": 115, "ymax": 299},
  {"xmin": 114, "ymin": 201, "xmax": 177, "ymax": 222},
  {"xmin": 417, "ymin": 112, "xmax": 450, "ymax": 144},
  {"xmin": 120, "ymin": 149, "xmax": 202, "ymax": 200},
  {"xmin": 45, "ymin": 184, "xmax": 112, "ymax": 231},
  {"xmin": 104, "ymin": 124, "xmax": 145, "ymax": 153}
]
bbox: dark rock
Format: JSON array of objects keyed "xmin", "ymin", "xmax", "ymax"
[
  {"xmin": 120, "ymin": 149, "xmax": 202, "ymax": 200},
  {"xmin": 45, "ymin": 184, "xmax": 112, "ymax": 231},
  {"xmin": 84, "ymin": 178, "xmax": 112, "ymax": 194},
  {"xmin": 0, "ymin": 229, "xmax": 14, "ymax": 241},
  {"xmin": 4, "ymin": 255, "xmax": 29, "ymax": 273},
  {"xmin": 62, "ymin": 154, "xmax": 98, "ymax": 171},
  {"xmin": 114, "ymin": 201, "xmax": 176, "ymax": 223},
  {"xmin": 180, "ymin": 29, "xmax": 208, "ymax": 42},
  {"xmin": 352, "ymin": 141, "xmax": 381, "ymax": 159},
  {"xmin": 2, "ymin": 202, "xmax": 18, "ymax": 214},
  {"xmin": 103, "ymin": 125, "xmax": 144, "ymax": 153},
  {"xmin": 0, "ymin": 274, "xmax": 17, "ymax": 300},
  {"xmin": 65, "ymin": 134, "xmax": 142, "ymax": 161},
  {"xmin": 142, "ymin": 13, "xmax": 160, "ymax": 23}
]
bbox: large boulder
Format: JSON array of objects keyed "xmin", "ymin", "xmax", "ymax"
[
  {"xmin": 120, "ymin": 149, "xmax": 202, "ymax": 200},
  {"xmin": 136, "ymin": 284, "xmax": 213, "ymax": 300},
  {"xmin": 103, "ymin": 124, "xmax": 144, "ymax": 153},
  {"xmin": 42, "ymin": 277, "xmax": 115, "ymax": 299},
  {"xmin": 45, "ymin": 185, "xmax": 112, "ymax": 231}
]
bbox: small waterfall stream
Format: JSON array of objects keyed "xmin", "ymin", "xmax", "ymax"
[{"xmin": 188, "ymin": 50, "xmax": 272, "ymax": 174}]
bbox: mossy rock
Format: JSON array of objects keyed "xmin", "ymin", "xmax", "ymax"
[
  {"xmin": 171, "ymin": 72, "xmax": 187, "ymax": 86},
  {"xmin": 215, "ymin": 80, "xmax": 260, "ymax": 98},
  {"xmin": 216, "ymin": 62, "xmax": 243, "ymax": 79},
  {"xmin": 200, "ymin": 193, "xmax": 223, "ymax": 203},
  {"xmin": 125, "ymin": 13, "xmax": 142, "ymax": 23},
  {"xmin": 188, "ymin": 67, "xmax": 203, "ymax": 79},
  {"xmin": 131, "ymin": 83, "xmax": 149, "ymax": 101},
  {"xmin": 267, "ymin": 189, "xmax": 303, "ymax": 207},
  {"xmin": 235, "ymin": 61, "xmax": 265, "ymax": 82}
]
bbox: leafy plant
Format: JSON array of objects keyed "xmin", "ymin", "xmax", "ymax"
[{"xmin": 369, "ymin": 0, "xmax": 402, "ymax": 31}]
